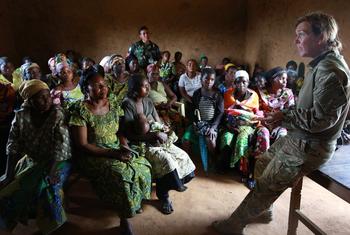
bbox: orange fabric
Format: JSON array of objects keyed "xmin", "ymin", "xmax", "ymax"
[
  {"xmin": 0, "ymin": 83, "xmax": 16, "ymax": 122},
  {"xmin": 223, "ymin": 87, "xmax": 260, "ymax": 112}
]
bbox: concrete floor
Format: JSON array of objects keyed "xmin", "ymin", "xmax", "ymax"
[{"xmin": 4, "ymin": 166, "xmax": 350, "ymax": 235}]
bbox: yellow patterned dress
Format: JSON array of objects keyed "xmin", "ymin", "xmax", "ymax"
[{"xmin": 69, "ymin": 98, "xmax": 152, "ymax": 218}]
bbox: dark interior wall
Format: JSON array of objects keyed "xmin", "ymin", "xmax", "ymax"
[
  {"xmin": 0, "ymin": 0, "xmax": 247, "ymax": 70},
  {"xmin": 1, "ymin": 0, "xmax": 349, "ymax": 73},
  {"xmin": 244, "ymin": 0, "xmax": 350, "ymax": 71}
]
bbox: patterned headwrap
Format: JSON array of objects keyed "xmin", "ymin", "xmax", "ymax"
[
  {"xmin": 108, "ymin": 54, "xmax": 125, "ymax": 68},
  {"xmin": 48, "ymin": 57, "xmax": 55, "ymax": 66},
  {"xmin": 55, "ymin": 62, "xmax": 70, "ymax": 74},
  {"xmin": 21, "ymin": 62, "xmax": 40, "ymax": 80},
  {"xmin": 55, "ymin": 53, "xmax": 67, "ymax": 64},
  {"xmin": 19, "ymin": 79, "xmax": 49, "ymax": 101},
  {"xmin": 20, "ymin": 62, "xmax": 32, "ymax": 75}
]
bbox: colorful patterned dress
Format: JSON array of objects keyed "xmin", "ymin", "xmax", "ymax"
[
  {"xmin": 159, "ymin": 61, "xmax": 176, "ymax": 83},
  {"xmin": 259, "ymin": 88, "xmax": 295, "ymax": 141},
  {"xmin": 0, "ymin": 105, "xmax": 71, "ymax": 234},
  {"xmin": 50, "ymin": 84, "xmax": 84, "ymax": 115},
  {"xmin": 220, "ymin": 88, "xmax": 270, "ymax": 175},
  {"xmin": 105, "ymin": 73, "xmax": 129, "ymax": 106},
  {"xmin": 122, "ymin": 97, "xmax": 196, "ymax": 180},
  {"xmin": 69, "ymin": 98, "xmax": 152, "ymax": 218},
  {"xmin": 148, "ymin": 81, "xmax": 185, "ymax": 135}
]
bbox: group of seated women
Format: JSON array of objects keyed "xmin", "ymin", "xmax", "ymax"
[{"xmin": 0, "ymin": 50, "xmax": 300, "ymax": 235}]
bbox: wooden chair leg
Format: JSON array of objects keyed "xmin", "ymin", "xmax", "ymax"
[{"xmin": 287, "ymin": 177, "xmax": 303, "ymax": 235}]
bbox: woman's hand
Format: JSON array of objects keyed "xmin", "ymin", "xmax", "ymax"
[
  {"xmin": 205, "ymin": 127, "xmax": 217, "ymax": 141},
  {"xmin": 158, "ymin": 102, "xmax": 171, "ymax": 110},
  {"xmin": 119, "ymin": 151, "xmax": 132, "ymax": 162},
  {"xmin": 164, "ymin": 101, "xmax": 172, "ymax": 110},
  {"xmin": 163, "ymin": 125, "xmax": 170, "ymax": 133},
  {"xmin": 261, "ymin": 111, "xmax": 284, "ymax": 129},
  {"xmin": 110, "ymin": 149, "xmax": 132, "ymax": 162},
  {"xmin": 156, "ymin": 132, "xmax": 168, "ymax": 144}
]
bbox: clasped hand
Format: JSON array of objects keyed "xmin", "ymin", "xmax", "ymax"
[
  {"xmin": 156, "ymin": 132, "xmax": 168, "ymax": 144},
  {"xmin": 110, "ymin": 149, "xmax": 132, "ymax": 162},
  {"xmin": 205, "ymin": 127, "xmax": 217, "ymax": 141},
  {"xmin": 254, "ymin": 111, "xmax": 284, "ymax": 129}
]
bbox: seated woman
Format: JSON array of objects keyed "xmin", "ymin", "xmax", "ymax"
[
  {"xmin": 0, "ymin": 79, "xmax": 71, "ymax": 234},
  {"xmin": 182, "ymin": 68, "xmax": 224, "ymax": 172},
  {"xmin": 69, "ymin": 67, "xmax": 151, "ymax": 235},
  {"xmin": 178, "ymin": 59, "xmax": 202, "ymax": 122},
  {"xmin": 147, "ymin": 64, "xmax": 185, "ymax": 135},
  {"xmin": 44, "ymin": 57, "xmax": 60, "ymax": 89},
  {"xmin": 126, "ymin": 54, "xmax": 146, "ymax": 78},
  {"xmin": 159, "ymin": 51, "xmax": 176, "ymax": 85},
  {"xmin": 22, "ymin": 62, "xmax": 42, "ymax": 81},
  {"xmin": 51, "ymin": 62, "xmax": 84, "ymax": 110},
  {"xmin": 0, "ymin": 57, "xmax": 23, "ymax": 91},
  {"xmin": 105, "ymin": 55, "xmax": 130, "ymax": 105},
  {"xmin": 122, "ymin": 74, "xmax": 195, "ymax": 215},
  {"xmin": 219, "ymin": 70, "xmax": 269, "ymax": 188},
  {"xmin": 217, "ymin": 63, "xmax": 237, "ymax": 94},
  {"xmin": 173, "ymin": 51, "xmax": 186, "ymax": 79},
  {"xmin": 259, "ymin": 67, "xmax": 295, "ymax": 142},
  {"xmin": 133, "ymin": 113, "xmax": 178, "ymax": 147},
  {"xmin": 80, "ymin": 57, "xmax": 95, "ymax": 72},
  {"xmin": 172, "ymin": 51, "xmax": 186, "ymax": 98}
]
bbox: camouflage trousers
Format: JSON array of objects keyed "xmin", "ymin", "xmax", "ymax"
[{"xmin": 231, "ymin": 135, "xmax": 336, "ymax": 222}]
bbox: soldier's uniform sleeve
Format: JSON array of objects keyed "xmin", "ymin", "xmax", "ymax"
[
  {"xmin": 282, "ymin": 66, "xmax": 349, "ymax": 133},
  {"xmin": 128, "ymin": 43, "xmax": 135, "ymax": 56}
]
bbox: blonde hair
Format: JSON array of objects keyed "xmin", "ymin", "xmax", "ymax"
[{"xmin": 296, "ymin": 12, "xmax": 342, "ymax": 51}]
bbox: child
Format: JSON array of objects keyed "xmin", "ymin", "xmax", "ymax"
[
  {"xmin": 134, "ymin": 113, "xmax": 178, "ymax": 147},
  {"xmin": 159, "ymin": 51, "xmax": 176, "ymax": 85},
  {"xmin": 182, "ymin": 68, "xmax": 224, "ymax": 172}
]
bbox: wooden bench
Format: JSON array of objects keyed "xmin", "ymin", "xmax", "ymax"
[{"xmin": 287, "ymin": 145, "xmax": 350, "ymax": 235}]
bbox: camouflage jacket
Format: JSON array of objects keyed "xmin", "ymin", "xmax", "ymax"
[
  {"xmin": 128, "ymin": 40, "xmax": 161, "ymax": 69},
  {"xmin": 282, "ymin": 50, "xmax": 350, "ymax": 142}
]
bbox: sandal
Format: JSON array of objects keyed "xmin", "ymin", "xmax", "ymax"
[
  {"xmin": 246, "ymin": 178, "xmax": 256, "ymax": 190},
  {"xmin": 136, "ymin": 207, "xmax": 143, "ymax": 214},
  {"xmin": 176, "ymin": 185, "xmax": 187, "ymax": 192},
  {"xmin": 161, "ymin": 200, "xmax": 174, "ymax": 215}
]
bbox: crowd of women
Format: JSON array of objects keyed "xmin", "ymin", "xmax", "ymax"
[{"xmin": 0, "ymin": 26, "xmax": 310, "ymax": 235}]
